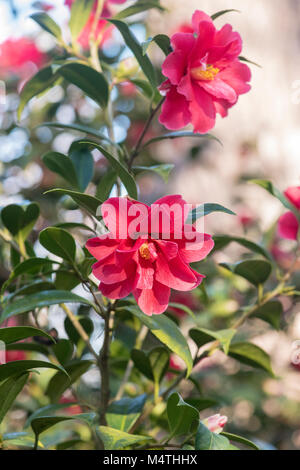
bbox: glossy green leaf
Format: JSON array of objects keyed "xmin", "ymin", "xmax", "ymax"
[
  {"xmin": 6, "ymin": 342, "xmax": 50, "ymax": 356},
  {"xmin": 38, "ymin": 122, "xmax": 111, "ymax": 142},
  {"xmin": 76, "ymin": 140, "xmax": 138, "ymax": 199},
  {"xmin": 55, "ymin": 270, "xmax": 80, "ymax": 290},
  {"xmin": 0, "ymin": 327, "xmax": 54, "ymax": 345},
  {"xmin": 1, "ymin": 290, "xmax": 92, "ymax": 323},
  {"xmin": 54, "ymin": 222, "xmax": 96, "ymax": 234},
  {"xmin": 18, "ymin": 66, "xmax": 60, "ymax": 119},
  {"xmin": 213, "ymin": 235, "xmax": 271, "ymax": 261},
  {"xmin": 107, "ymin": 394, "xmax": 147, "ymax": 432},
  {"xmin": 229, "ymin": 342, "xmax": 274, "ymax": 375},
  {"xmin": 30, "ymin": 12, "xmax": 62, "ymax": 39},
  {"xmin": 239, "ymin": 56, "xmax": 262, "ymax": 68},
  {"xmin": 31, "ymin": 416, "xmax": 73, "ymax": 437},
  {"xmin": 69, "ymin": 0, "xmax": 94, "ymax": 40},
  {"xmin": 39, "ymin": 227, "xmax": 76, "ymax": 263},
  {"xmin": 52, "ymin": 339, "xmax": 74, "ymax": 365},
  {"xmin": 121, "ymin": 305, "xmax": 193, "ymax": 376},
  {"xmin": 149, "ymin": 347, "xmax": 170, "ymax": 385},
  {"xmin": 252, "ymin": 300, "xmax": 282, "ymax": 330},
  {"xmin": 42, "ymin": 151, "xmax": 79, "ymax": 188},
  {"xmin": 97, "ymin": 426, "xmax": 151, "ymax": 450},
  {"xmin": 142, "ymin": 131, "xmax": 221, "ymax": 150},
  {"xmin": 131, "ymin": 349, "xmax": 153, "ymax": 380},
  {"xmin": 220, "ymin": 259, "xmax": 272, "ymax": 286},
  {"xmin": 96, "ymin": 168, "xmax": 117, "ymax": 201},
  {"xmin": 0, "ymin": 373, "xmax": 29, "ymax": 424},
  {"xmin": 0, "ymin": 360, "xmax": 67, "ymax": 382},
  {"xmin": 133, "ymin": 164, "xmax": 174, "ymax": 183},
  {"xmin": 69, "ymin": 146, "xmax": 94, "ymax": 191},
  {"xmin": 109, "ymin": 19, "xmax": 157, "ymax": 88},
  {"xmin": 45, "ymin": 188, "xmax": 102, "ymax": 217},
  {"xmin": 189, "ymin": 328, "xmax": 236, "ymax": 355},
  {"xmin": 195, "ymin": 421, "xmax": 232, "ymax": 450},
  {"xmin": 26, "ymin": 403, "xmax": 78, "ymax": 427},
  {"xmin": 167, "ymin": 393, "xmax": 199, "ymax": 437},
  {"xmin": 46, "ymin": 360, "xmax": 94, "ymax": 402},
  {"xmin": 57, "ymin": 63, "xmax": 109, "ymax": 108},
  {"xmin": 1, "ymin": 203, "xmax": 40, "ymax": 240},
  {"xmin": 114, "ymin": 1, "xmax": 164, "ymax": 20},
  {"xmin": 187, "ymin": 203, "xmax": 235, "ymax": 224},
  {"xmin": 221, "ymin": 432, "xmax": 260, "ymax": 450},
  {"xmin": 211, "ymin": 9, "xmax": 240, "ymax": 20},
  {"xmin": 142, "ymin": 34, "xmax": 171, "ymax": 56}
]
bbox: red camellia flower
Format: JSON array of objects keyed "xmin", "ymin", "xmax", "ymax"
[
  {"xmin": 159, "ymin": 10, "xmax": 251, "ymax": 133},
  {"xmin": 0, "ymin": 38, "xmax": 45, "ymax": 78},
  {"xmin": 278, "ymin": 187, "xmax": 300, "ymax": 240},
  {"xmin": 86, "ymin": 195, "xmax": 214, "ymax": 316}
]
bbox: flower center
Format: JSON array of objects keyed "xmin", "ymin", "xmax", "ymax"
[
  {"xmin": 139, "ymin": 243, "xmax": 151, "ymax": 260},
  {"xmin": 191, "ymin": 64, "xmax": 219, "ymax": 81}
]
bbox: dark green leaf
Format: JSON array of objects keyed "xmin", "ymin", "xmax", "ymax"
[
  {"xmin": 46, "ymin": 360, "xmax": 93, "ymax": 402},
  {"xmin": 54, "ymin": 222, "xmax": 96, "ymax": 234},
  {"xmin": 97, "ymin": 426, "xmax": 151, "ymax": 450},
  {"xmin": 55, "ymin": 270, "xmax": 80, "ymax": 290},
  {"xmin": 96, "ymin": 168, "xmax": 117, "ymax": 201},
  {"xmin": 0, "ymin": 327, "xmax": 54, "ymax": 345},
  {"xmin": 107, "ymin": 395, "xmax": 147, "ymax": 432},
  {"xmin": 211, "ymin": 9, "xmax": 240, "ymax": 20},
  {"xmin": 69, "ymin": 147, "xmax": 94, "ymax": 191},
  {"xmin": 131, "ymin": 349, "xmax": 153, "ymax": 380},
  {"xmin": 189, "ymin": 328, "xmax": 236, "ymax": 355},
  {"xmin": 109, "ymin": 19, "xmax": 157, "ymax": 88},
  {"xmin": 167, "ymin": 392, "xmax": 199, "ymax": 437},
  {"xmin": 252, "ymin": 300, "xmax": 282, "ymax": 330},
  {"xmin": 229, "ymin": 342, "xmax": 274, "ymax": 375},
  {"xmin": 0, "ymin": 373, "xmax": 29, "ymax": 424},
  {"xmin": 1, "ymin": 290, "xmax": 92, "ymax": 323},
  {"xmin": 114, "ymin": 1, "xmax": 164, "ymax": 20},
  {"xmin": 187, "ymin": 203, "xmax": 235, "ymax": 224},
  {"xmin": 31, "ymin": 12, "xmax": 62, "ymax": 39},
  {"xmin": 52, "ymin": 339, "xmax": 74, "ymax": 365},
  {"xmin": 142, "ymin": 34, "xmax": 171, "ymax": 56},
  {"xmin": 239, "ymin": 56, "xmax": 262, "ymax": 68},
  {"xmin": 220, "ymin": 259, "xmax": 272, "ymax": 286},
  {"xmin": 39, "ymin": 227, "xmax": 76, "ymax": 263},
  {"xmin": 31, "ymin": 416, "xmax": 72, "ymax": 437},
  {"xmin": 221, "ymin": 432, "xmax": 260, "ymax": 450},
  {"xmin": 57, "ymin": 63, "xmax": 109, "ymax": 108},
  {"xmin": 42, "ymin": 151, "xmax": 79, "ymax": 188},
  {"xmin": 1, "ymin": 203, "xmax": 40, "ymax": 240},
  {"xmin": 213, "ymin": 235, "xmax": 271, "ymax": 261},
  {"xmin": 0, "ymin": 360, "xmax": 67, "ymax": 382},
  {"xmin": 45, "ymin": 188, "xmax": 102, "ymax": 217},
  {"xmin": 149, "ymin": 347, "xmax": 170, "ymax": 384},
  {"xmin": 195, "ymin": 421, "xmax": 232, "ymax": 450},
  {"xmin": 5, "ymin": 342, "xmax": 50, "ymax": 356},
  {"xmin": 69, "ymin": 0, "xmax": 94, "ymax": 40}
]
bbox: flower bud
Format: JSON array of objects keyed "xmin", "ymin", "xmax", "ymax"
[{"xmin": 203, "ymin": 414, "xmax": 228, "ymax": 434}]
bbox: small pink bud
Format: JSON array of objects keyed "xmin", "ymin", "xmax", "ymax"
[{"xmin": 203, "ymin": 414, "xmax": 228, "ymax": 434}]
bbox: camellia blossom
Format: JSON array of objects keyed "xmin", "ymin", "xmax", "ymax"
[
  {"xmin": 159, "ymin": 10, "xmax": 251, "ymax": 133},
  {"xmin": 86, "ymin": 195, "xmax": 214, "ymax": 316},
  {"xmin": 203, "ymin": 414, "xmax": 228, "ymax": 434},
  {"xmin": 0, "ymin": 38, "xmax": 45, "ymax": 78},
  {"xmin": 278, "ymin": 187, "xmax": 300, "ymax": 240}
]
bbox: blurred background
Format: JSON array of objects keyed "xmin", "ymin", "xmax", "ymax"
[{"xmin": 1, "ymin": 0, "xmax": 300, "ymax": 450}]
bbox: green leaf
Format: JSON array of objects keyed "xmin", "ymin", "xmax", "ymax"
[
  {"xmin": 30, "ymin": 12, "xmax": 62, "ymax": 39},
  {"xmin": 69, "ymin": 146, "xmax": 94, "ymax": 191},
  {"xmin": 96, "ymin": 168, "xmax": 117, "ymax": 201},
  {"xmin": 142, "ymin": 34, "xmax": 171, "ymax": 56},
  {"xmin": 0, "ymin": 373, "xmax": 29, "ymax": 424},
  {"xmin": 69, "ymin": 0, "xmax": 94, "ymax": 40},
  {"xmin": 220, "ymin": 259, "xmax": 272, "ymax": 286},
  {"xmin": 52, "ymin": 339, "xmax": 74, "ymax": 365},
  {"xmin": 46, "ymin": 360, "xmax": 93, "ymax": 402},
  {"xmin": 239, "ymin": 56, "xmax": 262, "ymax": 68},
  {"xmin": 221, "ymin": 432, "xmax": 260, "ymax": 450},
  {"xmin": 57, "ymin": 63, "xmax": 109, "ymax": 108},
  {"xmin": 55, "ymin": 270, "xmax": 80, "ymax": 290},
  {"xmin": 251, "ymin": 179, "xmax": 300, "ymax": 221},
  {"xmin": 1, "ymin": 290, "xmax": 92, "ymax": 323},
  {"xmin": 131, "ymin": 347, "xmax": 169, "ymax": 383},
  {"xmin": 168, "ymin": 302, "xmax": 196, "ymax": 320},
  {"xmin": 109, "ymin": 19, "xmax": 157, "ymax": 88},
  {"xmin": 252, "ymin": 300, "xmax": 282, "ymax": 330},
  {"xmin": 45, "ymin": 189, "xmax": 102, "ymax": 217},
  {"xmin": 0, "ymin": 360, "xmax": 67, "ymax": 382},
  {"xmin": 107, "ymin": 395, "xmax": 147, "ymax": 432},
  {"xmin": 54, "ymin": 222, "xmax": 96, "ymax": 234},
  {"xmin": 195, "ymin": 421, "xmax": 232, "ymax": 450},
  {"xmin": 0, "ymin": 327, "xmax": 54, "ymax": 345},
  {"xmin": 31, "ymin": 416, "xmax": 73, "ymax": 437},
  {"xmin": 97, "ymin": 426, "xmax": 151, "ymax": 450},
  {"xmin": 11, "ymin": 257, "xmax": 59, "ymax": 277},
  {"xmin": 229, "ymin": 342, "xmax": 274, "ymax": 375},
  {"xmin": 18, "ymin": 66, "xmax": 60, "ymax": 120},
  {"xmin": 185, "ymin": 397, "xmax": 219, "ymax": 412},
  {"xmin": 189, "ymin": 328, "xmax": 236, "ymax": 355},
  {"xmin": 142, "ymin": 131, "xmax": 221, "ymax": 149},
  {"xmin": 6, "ymin": 342, "xmax": 50, "ymax": 357},
  {"xmin": 64, "ymin": 316, "xmax": 94, "ymax": 345},
  {"xmin": 1, "ymin": 203, "xmax": 40, "ymax": 241},
  {"xmin": 187, "ymin": 203, "xmax": 235, "ymax": 224},
  {"xmin": 114, "ymin": 1, "xmax": 164, "ymax": 20},
  {"xmin": 38, "ymin": 122, "xmax": 111, "ymax": 142},
  {"xmin": 2, "ymin": 432, "xmax": 44, "ymax": 449},
  {"xmin": 26, "ymin": 403, "xmax": 78, "ymax": 427},
  {"xmin": 211, "ymin": 9, "xmax": 240, "ymax": 21},
  {"xmin": 120, "ymin": 305, "xmax": 193, "ymax": 376},
  {"xmin": 133, "ymin": 164, "xmax": 174, "ymax": 183},
  {"xmin": 213, "ymin": 235, "xmax": 271, "ymax": 261},
  {"xmin": 42, "ymin": 151, "xmax": 79, "ymax": 188},
  {"xmin": 131, "ymin": 349, "xmax": 153, "ymax": 380},
  {"xmin": 39, "ymin": 227, "xmax": 76, "ymax": 263},
  {"xmin": 167, "ymin": 393, "xmax": 199, "ymax": 437},
  {"xmin": 76, "ymin": 140, "xmax": 138, "ymax": 199}
]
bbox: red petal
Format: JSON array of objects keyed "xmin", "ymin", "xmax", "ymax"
[
  {"xmin": 133, "ymin": 280, "xmax": 170, "ymax": 316},
  {"xmin": 159, "ymin": 84, "xmax": 191, "ymax": 130},
  {"xmin": 155, "ymin": 253, "xmax": 198, "ymax": 291},
  {"xmin": 278, "ymin": 212, "xmax": 299, "ymax": 241},
  {"xmin": 85, "ymin": 235, "xmax": 119, "ymax": 261}
]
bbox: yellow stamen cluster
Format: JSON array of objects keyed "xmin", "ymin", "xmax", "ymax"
[
  {"xmin": 139, "ymin": 243, "xmax": 151, "ymax": 260},
  {"xmin": 191, "ymin": 64, "xmax": 219, "ymax": 81}
]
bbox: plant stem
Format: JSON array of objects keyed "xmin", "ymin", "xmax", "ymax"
[
  {"xmin": 128, "ymin": 97, "xmax": 165, "ymax": 170},
  {"xmin": 98, "ymin": 305, "xmax": 114, "ymax": 425}
]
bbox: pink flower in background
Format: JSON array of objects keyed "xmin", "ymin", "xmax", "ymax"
[
  {"xmin": 0, "ymin": 38, "xmax": 45, "ymax": 78},
  {"xmin": 278, "ymin": 187, "xmax": 300, "ymax": 241},
  {"xmin": 159, "ymin": 10, "xmax": 251, "ymax": 133},
  {"xmin": 203, "ymin": 414, "xmax": 228, "ymax": 433},
  {"xmin": 86, "ymin": 195, "xmax": 214, "ymax": 316}
]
